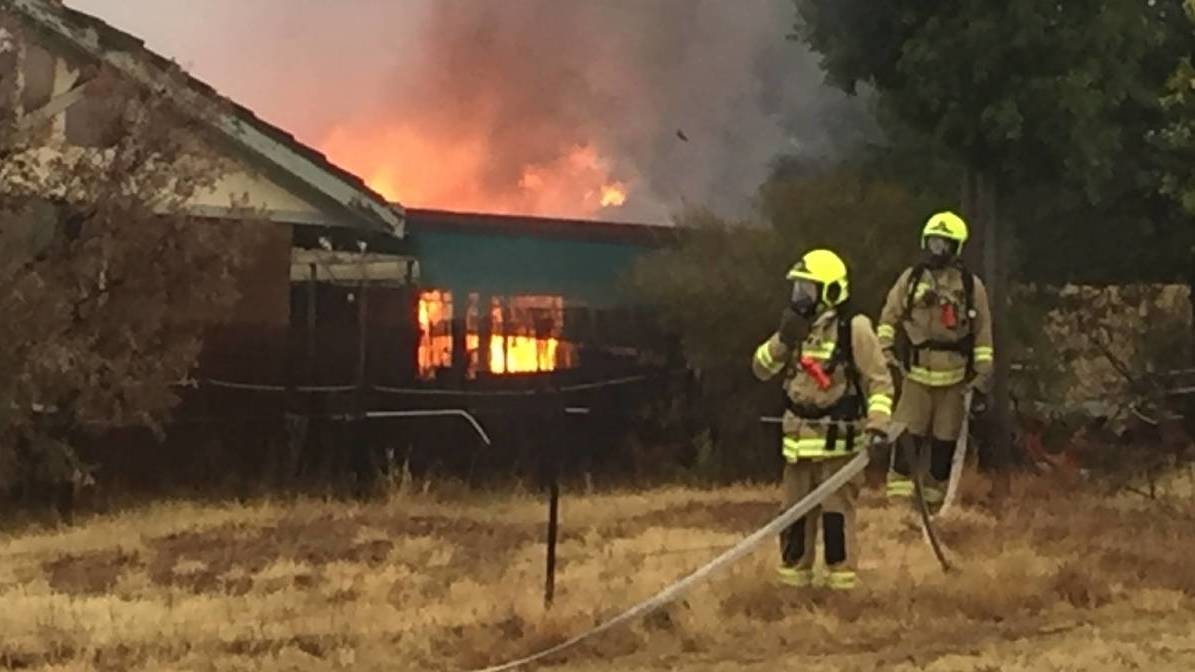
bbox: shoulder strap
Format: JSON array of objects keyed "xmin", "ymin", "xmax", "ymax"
[
  {"xmin": 954, "ymin": 262, "xmax": 978, "ymax": 375},
  {"xmin": 835, "ymin": 310, "xmax": 854, "ymax": 370},
  {"xmin": 901, "ymin": 264, "xmax": 929, "ymax": 321},
  {"xmin": 904, "ymin": 263, "xmax": 976, "ymax": 319},
  {"xmin": 960, "ymin": 264, "xmax": 976, "ymax": 318},
  {"xmin": 832, "ymin": 306, "xmax": 862, "ymax": 397}
]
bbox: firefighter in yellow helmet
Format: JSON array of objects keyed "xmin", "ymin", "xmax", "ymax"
[
  {"xmin": 877, "ymin": 212, "xmax": 994, "ymax": 507},
  {"xmin": 752, "ymin": 249, "xmax": 894, "ymax": 590}
]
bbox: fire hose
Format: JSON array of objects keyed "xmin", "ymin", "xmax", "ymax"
[
  {"xmin": 937, "ymin": 389, "xmax": 972, "ymax": 517},
  {"xmin": 885, "ymin": 361, "xmax": 958, "ymax": 571},
  {"xmin": 908, "ymin": 441, "xmax": 954, "ymax": 574},
  {"xmin": 883, "ymin": 419, "xmax": 954, "ymax": 575},
  {"xmin": 467, "ymin": 450, "xmax": 871, "ymax": 672},
  {"xmin": 762, "ymin": 416, "xmax": 954, "ymax": 574}
]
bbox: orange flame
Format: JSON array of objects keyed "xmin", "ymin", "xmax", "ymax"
[
  {"xmin": 322, "ymin": 125, "xmax": 630, "ymax": 218},
  {"xmin": 417, "ymin": 291, "xmax": 569, "ymax": 378},
  {"xmin": 490, "ymin": 334, "xmax": 560, "ymax": 374},
  {"xmin": 601, "ymin": 182, "xmax": 628, "ymax": 207},
  {"xmin": 417, "ymin": 290, "xmax": 453, "ymax": 374}
]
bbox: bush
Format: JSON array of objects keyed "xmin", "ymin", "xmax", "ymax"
[{"xmin": 631, "ymin": 167, "xmax": 936, "ymax": 479}]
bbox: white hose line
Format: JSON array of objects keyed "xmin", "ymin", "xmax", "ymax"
[
  {"xmin": 938, "ymin": 389, "xmax": 972, "ymax": 517},
  {"xmin": 467, "ymin": 451, "xmax": 870, "ymax": 672}
]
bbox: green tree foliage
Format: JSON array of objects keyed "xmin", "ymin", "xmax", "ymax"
[
  {"xmin": 794, "ymin": 0, "xmax": 1195, "ymax": 287},
  {"xmin": 797, "ymin": 0, "xmax": 1195, "ymax": 260},
  {"xmin": 1155, "ymin": 2, "xmax": 1195, "ymax": 236},
  {"xmin": 1154, "ymin": 0, "xmax": 1195, "ymax": 427},
  {"xmin": 632, "ymin": 168, "xmax": 932, "ymax": 479},
  {"xmin": 795, "ymin": 0, "xmax": 1173, "ymax": 193},
  {"xmin": 759, "ymin": 167, "xmax": 934, "ymax": 317},
  {"xmin": 1012, "ymin": 1, "xmax": 1195, "ymax": 286}
]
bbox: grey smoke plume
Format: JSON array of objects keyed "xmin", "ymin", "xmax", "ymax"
[{"xmin": 69, "ymin": 0, "xmax": 872, "ymax": 222}]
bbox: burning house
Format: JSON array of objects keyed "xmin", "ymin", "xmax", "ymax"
[
  {"xmin": 398, "ymin": 208, "xmax": 674, "ymax": 382},
  {"xmin": 2, "ymin": 0, "xmax": 681, "ymax": 488}
]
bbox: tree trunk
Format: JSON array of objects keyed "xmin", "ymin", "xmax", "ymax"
[
  {"xmin": 960, "ymin": 168, "xmax": 982, "ymax": 269},
  {"xmin": 1186, "ymin": 265, "xmax": 1195, "ymax": 436},
  {"xmin": 977, "ymin": 171, "xmax": 1014, "ymax": 499}
]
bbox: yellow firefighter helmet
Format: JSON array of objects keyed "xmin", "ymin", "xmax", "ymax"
[
  {"xmin": 786, "ymin": 248, "xmax": 850, "ymax": 308},
  {"xmin": 921, "ymin": 211, "xmax": 969, "ymax": 254}
]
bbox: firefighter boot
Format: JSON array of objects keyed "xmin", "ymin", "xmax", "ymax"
[
  {"xmin": 777, "ymin": 516, "xmax": 815, "ymax": 588},
  {"xmin": 887, "ymin": 434, "xmax": 919, "ymax": 500},
  {"xmin": 922, "ymin": 438, "xmax": 954, "ymax": 514},
  {"xmin": 823, "ymin": 512, "xmax": 858, "ymax": 590}
]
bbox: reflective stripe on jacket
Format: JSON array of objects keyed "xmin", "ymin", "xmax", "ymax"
[
  {"xmin": 877, "ymin": 265, "xmax": 995, "ymax": 391},
  {"xmin": 752, "ymin": 310, "xmax": 893, "ymax": 462}
]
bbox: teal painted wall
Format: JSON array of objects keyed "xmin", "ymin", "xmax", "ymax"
[{"xmin": 410, "ymin": 229, "xmax": 654, "ymax": 306}]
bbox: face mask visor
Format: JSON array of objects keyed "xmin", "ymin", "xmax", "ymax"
[
  {"xmin": 791, "ymin": 279, "xmax": 822, "ymax": 317},
  {"xmin": 925, "ymin": 235, "xmax": 957, "ymax": 257},
  {"xmin": 924, "ymin": 235, "xmax": 958, "ymax": 268}
]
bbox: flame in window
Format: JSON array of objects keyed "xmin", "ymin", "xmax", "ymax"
[
  {"xmin": 417, "ymin": 290, "xmax": 455, "ymax": 375},
  {"xmin": 417, "ymin": 291, "xmax": 575, "ymax": 378}
]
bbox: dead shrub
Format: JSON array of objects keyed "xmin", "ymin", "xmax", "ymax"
[
  {"xmin": 1052, "ymin": 559, "xmax": 1114, "ymax": 608},
  {"xmin": 813, "ymin": 589, "xmax": 878, "ymax": 624},
  {"xmin": 718, "ymin": 567, "xmax": 789, "ymax": 622},
  {"xmin": 933, "ymin": 514, "xmax": 993, "ymax": 552},
  {"xmin": 915, "ymin": 558, "xmax": 1051, "ymax": 622},
  {"xmin": 43, "ymin": 548, "xmax": 141, "ymax": 596},
  {"xmin": 450, "ymin": 611, "xmax": 605, "ymax": 671},
  {"xmin": 615, "ymin": 500, "xmax": 775, "ymax": 536}
]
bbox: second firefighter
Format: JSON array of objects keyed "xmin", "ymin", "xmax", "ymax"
[{"xmin": 878, "ymin": 211, "xmax": 994, "ymax": 507}]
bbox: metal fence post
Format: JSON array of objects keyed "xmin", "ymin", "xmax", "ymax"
[
  {"xmin": 544, "ymin": 451, "xmax": 560, "ymax": 608},
  {"xmin": 541, "ymin": 384, "xmax": 565, "ymax": 609}
]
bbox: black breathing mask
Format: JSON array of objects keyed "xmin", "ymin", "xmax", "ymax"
[
  {"xmin": 923, "ymin": 235, "xmax": 957, "ymax": 269},
  {"xmin": 790, "ymin": 279, "xmax": 822, "ymax": 319}
]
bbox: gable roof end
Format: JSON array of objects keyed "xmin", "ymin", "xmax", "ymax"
[{"xmin": 6, "ymin": 0, "xmax": 404, "ymax": 237}]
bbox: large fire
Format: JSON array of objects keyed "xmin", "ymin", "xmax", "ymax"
[
  {"xmin": 417, "ymin": 291, "xmax": 572, "ymax": 378},
  {"xmin": 322, "ymin": 125, "xmax": 631, "ymax": 219}
]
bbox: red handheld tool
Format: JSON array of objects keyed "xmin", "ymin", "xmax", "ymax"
[{"xmin": 799, "ymin": 355, "xmax": 832, "ymax": 390}]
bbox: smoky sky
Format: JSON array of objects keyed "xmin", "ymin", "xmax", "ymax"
[{"xmin": 66, "ymin": 0, "xmax": 872, "ymax": 222}]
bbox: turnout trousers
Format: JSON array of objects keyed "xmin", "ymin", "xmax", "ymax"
[
  {"xmin": 887, "ymin": 379, "xmax": 966, "ymax": 502},
  {"xmin": 779, "ymin": 455, "xmax": 862, "ymax": 590}
]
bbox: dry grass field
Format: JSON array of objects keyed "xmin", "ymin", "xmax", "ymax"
[{"xmin": 2, "ymin": 469, "xmax": 1195, "ymax": 671}]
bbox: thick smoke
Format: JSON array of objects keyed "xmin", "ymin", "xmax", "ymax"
[
  {"xmin": 68, "ymin": 0, "xmax": 872, "ymax": 222},
  {"xmin": 401, "ymin": 0, "xmax": 873, "ymax": 220}
]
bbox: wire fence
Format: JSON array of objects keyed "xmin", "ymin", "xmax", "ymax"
[
  {"xmin": 190, "ymin": 372, "xmax": 672, "ymax": 397},
  {"xmin": 47, "ymin": 363, "xmax": 722, "ymax": 498}
]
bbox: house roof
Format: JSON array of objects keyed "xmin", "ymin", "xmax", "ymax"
[
  {"xmin": 7, "ymin": 0, "xmax": 404, "ymax": 237},
  {"xmin": 405, "ymin": 208, "xmax": 675, "ymax": 306},
  {"xmin": 405, "ymin": 208, "xmax": 678, "ymax": 248}
]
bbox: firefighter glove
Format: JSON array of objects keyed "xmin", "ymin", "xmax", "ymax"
[
  {"xmin": 865, "ymin": 429, "xmax": 889, "ymax": 462},
  {"xmin": 777, "ymin": 307, "xmax": 804, "ymax": 349},
  {"xmin": 970, "ymin": 390, "xmax": 989, "ymax": 416}
]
